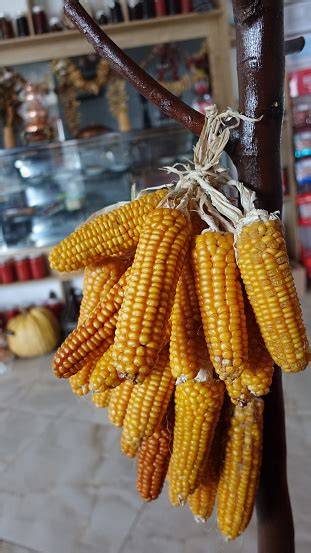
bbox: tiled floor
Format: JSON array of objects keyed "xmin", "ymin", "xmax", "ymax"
[{"xmin": 0, "ymin": 296, "xmax": 310, "ymax": 553}]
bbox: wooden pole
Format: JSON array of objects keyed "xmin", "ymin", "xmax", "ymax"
[{"xmin": 230, "ymin": 1, "xmax": 295, "ymax": 551}]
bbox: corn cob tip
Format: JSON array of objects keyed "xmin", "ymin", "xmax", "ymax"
[{"xmin": 194, "ymin": 515, "xmax": 208, "ymax": 524}]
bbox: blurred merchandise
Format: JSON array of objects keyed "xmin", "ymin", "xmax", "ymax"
[
  {"xmin": 167, "ymin": 0, "xmax": 181, "ymax": 15},
  {"xmin": 289, "ymin": 68, "xmax": 311, "ymax": 98},
  {"xmin": 49, "ymin": 17, "xmax": 64, "ymax": 32},
  {"xmin": 142, "ymin": 1, "xmax": 155, "ymax": 18},
  {"xmin": 0, "ymin": 330, "xmax": 13, "ymax": 375},
  {"xmin": 20, "ymin": 82, "xmax": 52, "ymax": 143},
  {"xmin": 45, "ymin": 291, "xmax": 64, "ymax": 320},
  {"xmin": 181, "ymin": 0, "xmax": 193, "ymax": 13},
  {"xmin": 294, "ymin": 130, "xmax": 311, "ymax": 158},
  {"xmin": 6, "ymin": 307, "xmax": 60, "ymax": 358},
  {"xmin": 128, "ymin": 0, "xmax": 143, "ymax": 20},
  {"xmin": 296, "ymin": 158, "xmax": 311, "ymax": 190},
  {"xmin": 192, "ymin": 0, "xmax": 214, "ymax": 11},
  {"xmin": 108, "ymin": 1, "xmax": 124, "ymax": 23},
  {"xmin": 154, "ymin": 0, "xmax": 166, "ymax": 16},
  {"xmin": 95, "ymin": 10, "xmax": 109, "ymax": 25},
  {"xmin": 32, "ymin": 6, "xmax": 49, "ymax": 34},
  {"xmin": 61, "ymin": 287, "xmax": 82, "ymax": 336},
  {"xmin": 0, "ymin": 258, "xmax": 15, "ymax": 284},
  {"xmin": 0, "ymin": 15, "xmax": 15, "ymax": 39},
  {"xmin": 16, "ymin": 13, "xmax": 30, "ymax": 37},
  {"xmin": 29, "ymin": 253, "xmax": 48, "ymax": 279},
  {"xmin": 15, "ymin": 256, "xmax": 32, "ymax": 282},
  {"xmin": 192, "ymin": 81, "xmax": 213, "ymax": 114}
]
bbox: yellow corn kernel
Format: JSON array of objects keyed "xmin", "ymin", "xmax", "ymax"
[
  {"xmin": 89, "ymin": 344, "xmax": 122, "ymax": 392},
  {"xmin": 52, "ymin": 269, "xmax": 130, "ymax": 378},
  {"xmin": 225, "ymin": 375, "xmax": 252, "ymax": 406},
  {"xmin": 49, "ymin": 189, "xmax": 167, "ymax": 272},
  {"xmin": 122, "ymin": 346, "xmax": 174, "ymax": 446},
  {"xmin": 112, "ymin": 207, "xmax": 191, "ymax": 382},
  {"xmin": 69, "ymin": 361, "xmax": 94, "ymax": 396},
  {"xmin": 192, "ymin": 231, "xmax": 248, "ymax": 382},
  {"xmin": 187, "ymin": 414, "xmax": 224, "ymax": 522},
  {"xmin": 236, "ymin": 218, "xmax": 309, "ymax": 372},
  {"xmin": 170, "ymin": 256, "xmax": 212, "ymax": 381},
  {"xmin": 78, "ymin": 259, "xmax": 128, "ymax": 325},
  {"xmin": 108, "ymin": 380, "xmax": 134, "ymax": 427},
  {"xmin": 241, "ymin": 303, "xmax": 274, "ymax": 396},
  {"xmin": 136, "ymin": 412, "xmax": 174, "ymax": 502},
  {"xmin": 120, "ymin": 432, "xmax": 139, "ymax": 458},
  {"xmin": 217, "ymin": 398, "xmax": 264, "ymax": 540},
  {"xmin": 92, "ymin": 389, "xmax": 111, "ymax": 408},
  {"xmin": 168, "ymin": 376, "xmax": 225, "ymax": 506}
]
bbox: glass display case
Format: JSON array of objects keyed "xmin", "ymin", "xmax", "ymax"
[{"xmin": 0, "ymin": 126, "xmax": 193, "ymax": 253}]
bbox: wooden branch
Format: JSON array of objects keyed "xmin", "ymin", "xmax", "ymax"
[{"xmin": 231, "ymin": 1, "xmax": 294, "ymax": 552}]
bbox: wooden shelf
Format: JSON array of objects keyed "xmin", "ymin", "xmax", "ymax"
[
  {"xmin": 1, "ymin": 10, "xmax": 221, "ymax": 66},
  {"xmin": 0, "ymin": 272, "xmax": 83, "ymax": 289}
]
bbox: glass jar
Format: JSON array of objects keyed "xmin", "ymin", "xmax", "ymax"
[
  {"xmin": 29, "ymin": 253, "xmax": 48, "ymax": 279},
  {"xmin": 154, "ymin": 0, "xmax": 166, "ymax": 16},
  {"xmin": 108, "ymin": 1, "xmax": 124, "ymax": 23},
  {"xmin": 142, "ymin": 1, "xmax": 155, "ymax": 18},
  {"xmin": 0, "ymin": 258, "xmax": 16, "ymax": 284},
  {"xmin": 15, "ymin": 256, "xmax": 32, "ymax": 281},
  {"xmin": 128, "ymin": 0, "xmax": 143, "ymax": 20},
  {"xmin": 32, "ymin": 6, "xmax": 49, "ymax": 34},
  {"xmin": 0, "ymin": 15, "xmax": 15, "ymax": 39},
  {"xmin": 16, "ymin": 13, "xmax": 30, "ymax": 36},
  {"xmin": 181, "ymin": 0, "xmax": 192, "ymax": 12}
]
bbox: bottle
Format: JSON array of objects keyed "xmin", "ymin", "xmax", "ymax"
[
  {"xmin": 128, "ymin": 0, "xmax": 144, "ymax": 20},
  {"xmin": 16, "ymin": 13, "xmax": 30, "ymax": 37},
  {"xmin": 154, "ymin": 0, "xmax": 166, "ymax": 16},
  {"xmin": 142, "ymin": 1, "xmax": 155, "ymax": 18},
  {"xmin": 96, "ymin": 10, "xmax": 109, "ymax": 25},
  {"xmin": 49, "ymin": 17, "xmax": 64, "ymax": 32},
  {"xmin": 32, "ymin": 6, "xmax": 49, "ymax": 34},
  {"xmin": 108, "ymin": 1, "xmax": 124, "ymax": 23},
  {"xmin": 166, "ymin": 0, "xmax": 181, "ymax": 15},
  {"xmin": 181, "ymin": 0, "xmax": 192, "ymax": 12},
  {"xmin": 0, "ymin": 15, "xmax": 15, "ymax": 39}
]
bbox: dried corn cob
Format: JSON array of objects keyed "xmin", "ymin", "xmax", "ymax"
[
  {"xmin": 236, "ymin": 217, "xmax": 309, "ymax": 372},
  {"xmin": 217, "ymin": 398, "xmax": 264, "ymax": 540},
  {"xmin": 225, "ymin": 375, "xmax": 251, "ymax": 406},
  {"xmin": 137, "ymin": 412, "xmax": 174, "ymax": 501},
  {"xmin": 112, "ymin": 207, "xmax": 191, "ymax": 383},
  {"xmin": 89, "ymin": 344, "xmax": 122, "ymax": 392},
  {"xmin": 168, "ymin": 375, "xmax": 225, "ymax": 505},
  {"xmin": 187, "ymin": 413, "xmax": 224, "ymax": 522},
  {"xmin": 241, "ymin": 303, "xmax": 274, "ymax": 396},
  {"xmin": 120, "ymin": 432, "xmax": 139, "ymax": 458},
  {"xmin": 69, "ymin": 361, "xmax": 94, "ymax": 396},
  {"xmin": 92, "ymin": 389, "xmax": 111, "ymax": 408},
  {"xmin": 170, "ymin": 256, "xmax": 212, "ymax": 381},
  {"xmin": 49, "ymin": 189, "xmax": 167, "ymax": 272},
  {"xmin": 122, "ymin": 346, "xmax": 175, "ymax": 446},
  {"xmin": 108, "ymin": 380, "xmax": 134, "ymax": 427},
  {"xmin": 53, "ymin": 269, "xmax": 130, "ymax": 378},
  {"xmin": 192, "ymin": 231, "xmax": 248, "ymax": 382},
  {"xmin": 78, "ymin": 259, "xmax": 128, "ymax": 325}
]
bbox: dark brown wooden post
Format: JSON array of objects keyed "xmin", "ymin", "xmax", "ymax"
[{"xmin": 230, "ymin": 1, "xmax": 295, "ymax": 552}]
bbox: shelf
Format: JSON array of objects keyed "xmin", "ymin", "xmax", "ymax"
[
  {"xmin": 0, "ymin": 10, "xmax": 221, "ymax": 66},
  {"xmin": 0, "ymin": 271, "xmax": 83, "ymax": 289}
]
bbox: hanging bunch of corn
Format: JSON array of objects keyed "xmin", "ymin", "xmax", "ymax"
[{"xmin": 50, "ymin": 105, "xmax": 309, "ymax": 540}]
